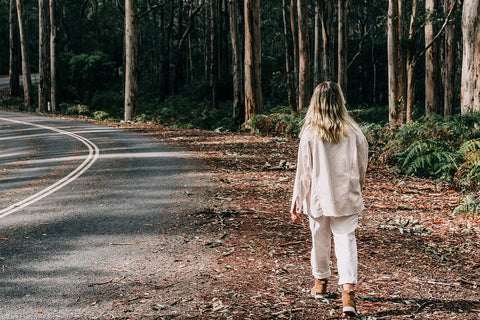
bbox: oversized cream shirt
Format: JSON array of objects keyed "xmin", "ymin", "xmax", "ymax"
[{"xmin": 291, "ymin": 124, "xmax": 368, "ymax": 218}]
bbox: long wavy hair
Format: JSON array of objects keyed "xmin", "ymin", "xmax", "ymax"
[{"xmin": 300, "ymin": 81, "xmax": 355, "ymax": 143}]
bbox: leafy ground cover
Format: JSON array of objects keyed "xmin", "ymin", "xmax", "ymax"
[{"xmin": 114, "ymin": 121, "xmax": 480, "ymax": 319}]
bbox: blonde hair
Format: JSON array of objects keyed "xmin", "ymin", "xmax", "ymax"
[{"xmin": 300, "ymin": 81, "xmax": 355, "ymax": 143}]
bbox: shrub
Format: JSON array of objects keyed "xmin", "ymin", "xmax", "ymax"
[{"xmin": 93, "ymin": 110, "xmax": 109, "ymax": 121}]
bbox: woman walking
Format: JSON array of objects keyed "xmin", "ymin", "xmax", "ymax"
[{"xmin": 290, "ymin": 81, "xmax": 368, "ymax": 316}]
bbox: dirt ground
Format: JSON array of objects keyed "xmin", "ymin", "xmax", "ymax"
[{"xmin": 109, "ymin": 122, "xmax": 479, "ymax": 320}]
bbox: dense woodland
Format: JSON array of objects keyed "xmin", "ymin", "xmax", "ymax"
[{"xmin": 2, "ymin": 0, "xmax": 479, "ymax": 128}]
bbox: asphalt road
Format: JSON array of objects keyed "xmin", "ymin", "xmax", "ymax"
[
  {"xmin": 0, "ymin": 75, "xmax": 39, "ymax": 90},
  {"xmin": 0, "ymin": 110, "xmax": 213, "ymax": 319}
]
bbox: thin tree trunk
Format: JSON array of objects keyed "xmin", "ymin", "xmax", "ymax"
[
  {"xmin": 297, "ymin": 0, "xmax": 310, "ymax": 110},
  {"xmin": 210, "ymin": 0, "xmax": 218, "ymax": 110},
  {"xmin": 406, "ymin": 0, "xmax": 419, "ymax": 122},
  {"xmin": 388, "ymin": 0, "xmax": 400, "ymax": 124},
  {"xmin": 396, "ymin": 0, "xmax": 406, "ymax": 123},
  {"xmin": 16, "ymin": 0, "xmax": 33, "ymax": 107},
  {"xmin": 313, "ymin": 0, "xmax": 321, "ymax": 84},
  {"xmin": 425, "ymin": 0, "xmax": 442, "ymax": 115},
  {"xmin": 443, "ymin": 0, "xmax": 457, "ymax": 116},
  {"xmin": 337, "ymin": 0, "xmax": 348, "ymax": 91},
  {"xmin": 460, "ymin": 0, "xmax": 480, "ymax": 112},
  {"xmin": 124, "ymin": 0, "xmax": 138, "ymax": 121},
  {"xmin": 50, "ymin": 0, "xmax": 57, "ymax": 112},
  {"xmin": 39, "ymin": 0, "xmax": 50, "ymax": 112},
  {"xmin": 282, "ymin": 0, "xmax": 296, "ymax": 113},
  {"xmin": 244, "ymin": 0, "xmax": 263, "ymax": 122},
  {"xmin": 9, "ymin": 0, "xmax": 21, "ymax": 97},
  {"xmin": 229, "ymin": 0, "xmax": 244, "ymax": 126},
  {"xmin": 290, "ymin": 0, "xmax": 298, "ymax": 97},
  {"xmin": 320, "ymin": 0, "xmax": 333, "ymax": 80}
]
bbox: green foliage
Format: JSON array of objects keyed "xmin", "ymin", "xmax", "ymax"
[
  {"xmin": 361, "ymin": 113, "xmax": 480, "ymax": 191},
  {"xmin": 246, "ymin": 107, "xmax": 304, "ymax": 137},
  {"xmin": 93, "ymin": 110, "xmax": 109, "ymax": 121},
  {"xmin": 399, "ymin": 139, "xmax": 458, "ymax": 179},
  {"xmin": 59, "ymin": 51, "xmax": 118, "ymax": 102},
  {"xmin": 453, "ymin": 195, "xmax": 480, "ymax": 219}
]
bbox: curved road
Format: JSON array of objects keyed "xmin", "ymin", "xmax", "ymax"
[{"xmin": 0, "ymin": 110, "xmax": 214, "ymax": 319}]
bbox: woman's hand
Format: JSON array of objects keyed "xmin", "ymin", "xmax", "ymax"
[{"xmin": 290, "ymin": 203, "xmax": 302, "ymax": 223}]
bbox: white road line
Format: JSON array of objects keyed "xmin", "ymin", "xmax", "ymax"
[{"xmin": 0, "ymin": 116, "xmax": 100, "ymax": 219}]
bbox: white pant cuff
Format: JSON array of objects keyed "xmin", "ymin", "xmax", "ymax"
[{"xmin": 312, "ymin": 271, "xmax": 331, "ymax": 280}]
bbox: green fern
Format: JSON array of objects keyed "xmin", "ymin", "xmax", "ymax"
[
  {"xmin": 453, "ymin": 195, "xmax": 480, "ymax": 219},
  {"xmin": 400, "ymin": 139, "xmax": 458, "ymax": 180}
]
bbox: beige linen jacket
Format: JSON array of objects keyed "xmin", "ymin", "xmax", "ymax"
[{"xmin": 291, "ymin": 124, "xmax": 368, "ymax": 218}]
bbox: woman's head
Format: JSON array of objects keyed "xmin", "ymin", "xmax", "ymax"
[{"xmin": 301, "ymin": 81, "xmax": 355, "ymax": 143}]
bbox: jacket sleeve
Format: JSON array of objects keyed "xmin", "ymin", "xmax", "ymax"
[
  {"xmin": 291, "ymin": 136, "xmax": 312, "ymax": 213},
  {"xmin": 357, "ymin": 130, "xmax": 369, "ymax": 187}
]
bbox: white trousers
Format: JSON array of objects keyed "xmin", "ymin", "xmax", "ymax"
[{"xmin": 309, "ymin": 214, "xmax": 358, "ymax": 285}]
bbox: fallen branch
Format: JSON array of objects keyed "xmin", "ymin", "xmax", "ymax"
[
  {"xmin": 279, "ymin": 240, "xmax": 306, "ymax": 247},
  {"xmin": 271, "ymin": 308, "xmax": 303, "ymax": 316},
  {"xmin": 109, "ymin": 242, "xmax": 137, "ymax": 246},
  {"xmin": 88, "ymin": 279, "xmax": 114, "ymax": 287},
  {"xmin": 410, "ymin": 278, "xmax": 459, "ymax": 287}
]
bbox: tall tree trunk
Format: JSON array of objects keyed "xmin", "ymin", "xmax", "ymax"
[
  {"xmin": 244, "ymin": 0, "xmax": 263, "ymax": 122},
  {"xmin": 313, "ymin": 0, "xmax": 321, "ymax": 85},
  {"xmin": 396, "ymin": 0, "xmax": 406, "ymax": 123},
  {"xmin": 39, "ymin": 0, "xmax": 50, "ymax": 113},
  {"xmin": 229, "ymin": 0, "xmax": 244, "ymax": 126},
  {"xmin": 210, "ymin": 0, "xmax": 218, "ymax": 110},
  {"xmin": 282, "ymin": 0, "xmax": 296, "ymax": 113},
  {"xmin": 124, "ymin": 0, "xmax": 138, "ymax": 121},
  {"xmin": 297, "ymin": 0, "xmax": 310, "ymax": 110},
  {"xmin": 387, "ymin": 0, "xmax": 400, "ymax": 124},
  {"xmin": 337, "ymin": 0, "xmax": 348, "ymax": 91},
  {"xmin": 461, "ymin": 0, "xmax": 480, "ymax": 112},
  {"xmin": 49, "ymin": 0, "xmax": 57, "ymax": 112},
  {"xmin": 320, "ymin": 0, "xmax": 333, "ymax": 80},
  {"xmin": 9, "ymin": 0, "xmax": 21, "ymax": 97},
  {"xmin": 406, "ymin": 0, "xmax": 419, "ymax": 122},
  {"xmin": 290, "ymin": 0, "xmax": 298, "ymax": 97},
  {"xmin": 425, "ymin": 0, "xmax": 442, "ymax": 115},
  {"xmin": 16, "ymin": 0, "xmax": 33, "ymax": 107},
  {"xmin": 443, "ymin": 0, "xmax": 457, "ymax": 116}
]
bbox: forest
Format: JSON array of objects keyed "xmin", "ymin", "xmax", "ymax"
[{"xmin": 1, "ymin": 0, "xmax": 480, "ymax": 189}]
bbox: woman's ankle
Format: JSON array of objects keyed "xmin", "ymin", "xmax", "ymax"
[{"xmin": 342, "ymin": 283, "xmax": 355, "ymax": 291}]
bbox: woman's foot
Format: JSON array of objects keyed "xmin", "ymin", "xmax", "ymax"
[
  {"xmin": 342, "ymin": 289, "xmax": 357, "ymax": 316},
  {"xmin": 311, "ymin": 278, "xmax": 328, "ymax": 298}
]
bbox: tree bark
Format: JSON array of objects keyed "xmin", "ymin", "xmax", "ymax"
[
  {"xmin": 297, "ymin": 0, "xmax": 310, "ymax": 110},
  {"xmin": 320, "ymin": 0, "xmax": 333, "ymax": 80},
  {"xmin": 406, "ymin": 0, "xmax": 419, "ymax": 122},
  {"xmin": 313, "ymin": 0, "xmax": 321, "ymax": 85},
  {"xmin": 244, "ymin": 0, "xmax": 263, "ymax": 122},
  {"xmin": 461, "ymin": 0, "xmax": 480, "ymax": 112},
  {"xmin": 9, "ymin": 0, "xmax": 21, "ymax": 97},
  {"xmin": 39, "ymin": 0, "xmax": 50, "ymax": 112},
  {"xmin": 16, "ymin": 0, "xmax": 33, "ymax": 107},
  {"xmin": 388, "ymin": 0, "xmax": 400, "ymax": 124},
  {"xmin": 443, "ymin": 0, "xmax": 457, "ymax": 116},
  {"xmin": 290, "ymin": 0, "xmax": 298, "ymax": 96},
  {"xmin": 229, "ymin": 0, "xmax": 244, "ymax": 126},
  {"xmin": 49, "ymin": 0, "xmax": 58, "ymax": 112},
  {"xmin": 337, "ymin": 0, "xmax": 348, "ymax": 92},
  {"xmin": 396, "ymin": 0, "xmax": 406, "ymax": 123},
  {"xmin": 282, "ymin": 0, "xmax": 296, "ymax": 113},
  {"xmin": 425, "ymin": 0, "xmax": 442, "ymax": 115},
  {"xmin": 124, "ymin": 0, "xmax": 138, "ymax": 121},
  {"xmin": 210, "ymin": 0, "xmax": 218, "ymax": 110}
]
